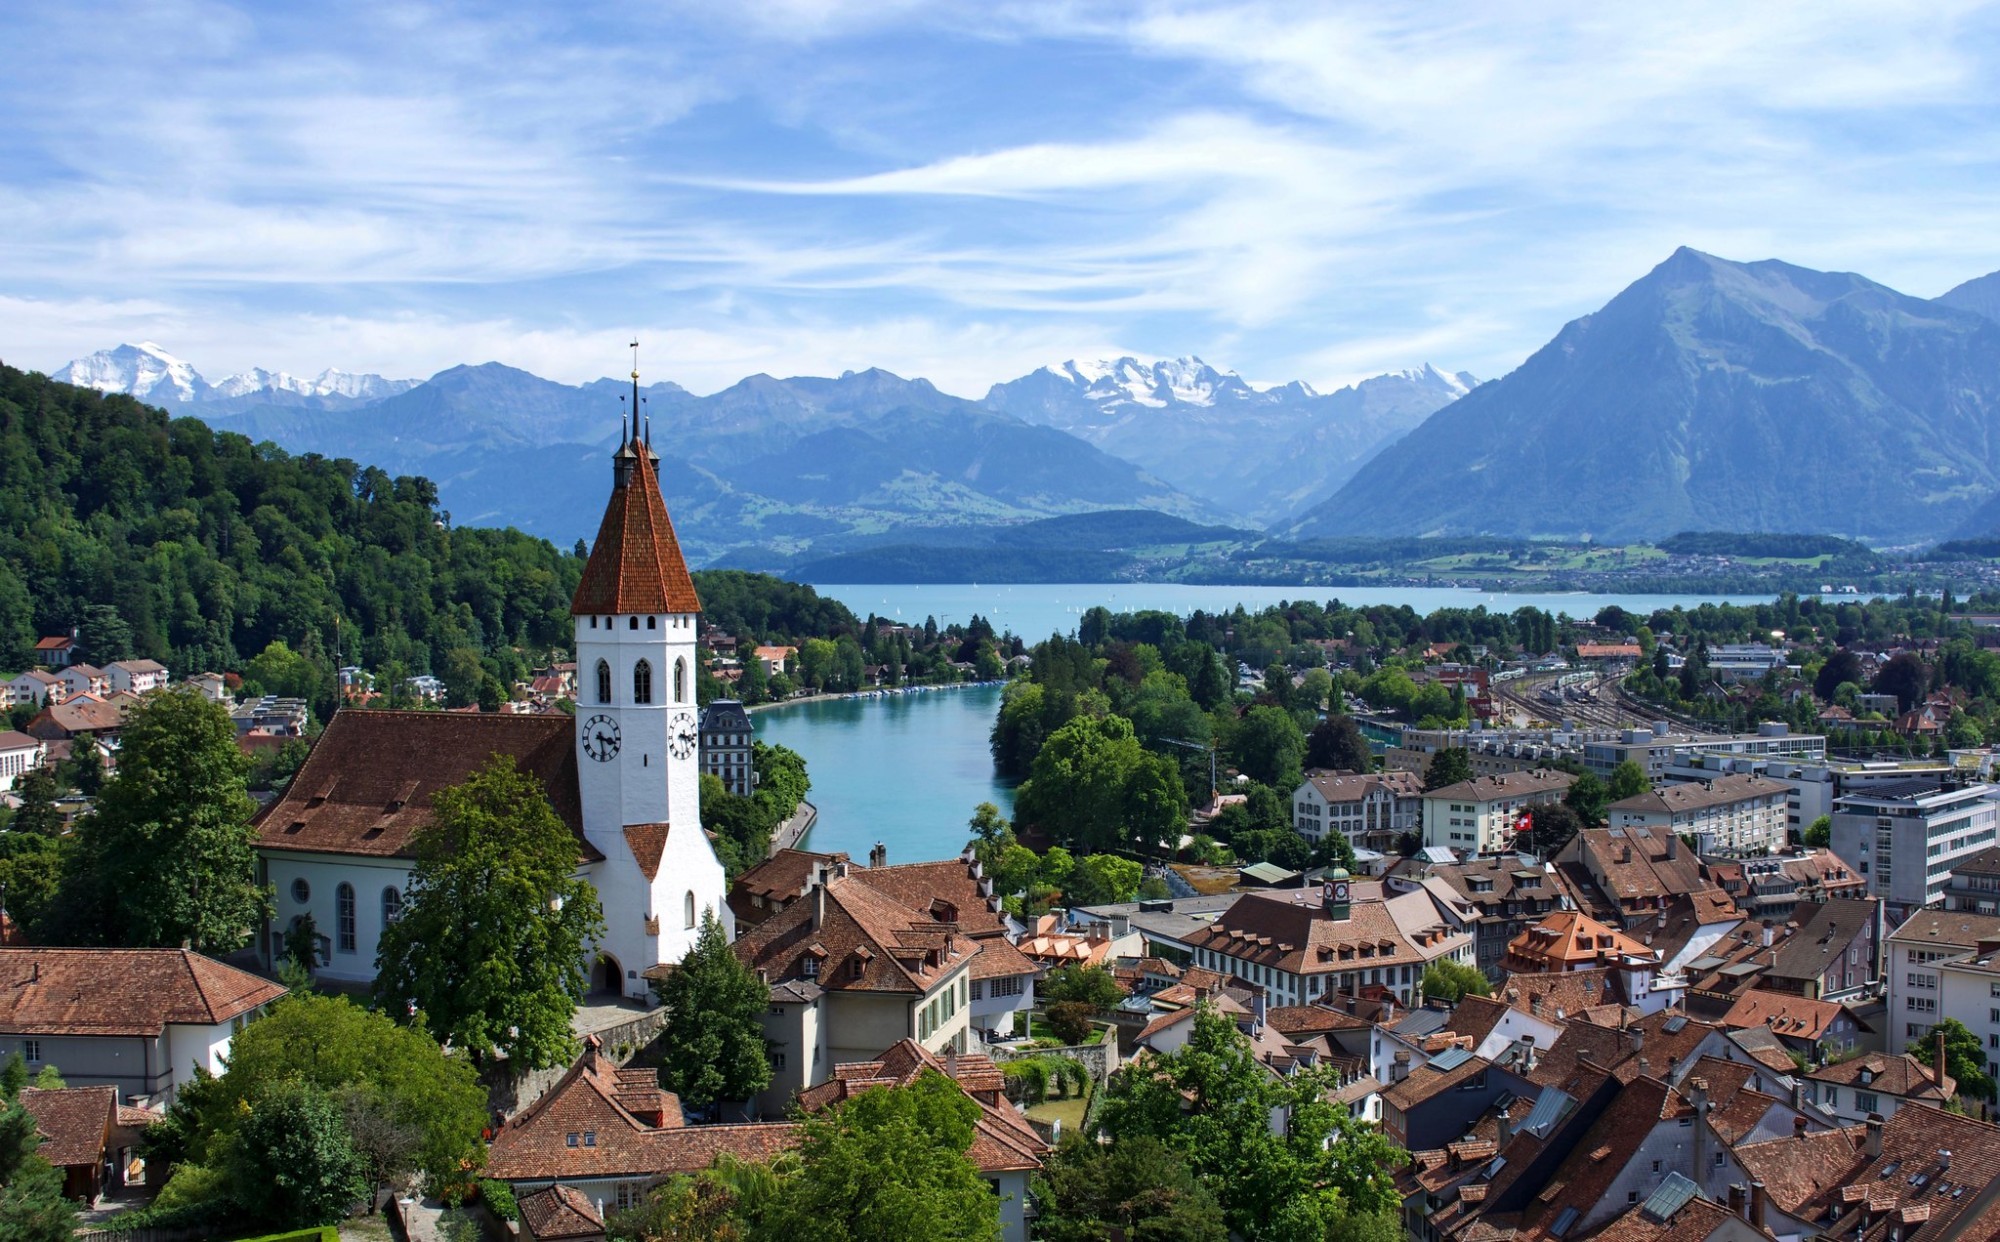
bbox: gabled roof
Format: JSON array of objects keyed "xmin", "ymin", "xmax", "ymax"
[
  {"xmin": 488, "ymin": 1038, "xmax": 736, "ymax": 1182},
  {"xmin": 733, "ymin": 872, "xmax": 978, "ymax": 995},
  {"xmin": 19, "ymin": 1085, "xmax": 114, "ymax": 1168},
  {"xmin": 1807, "ymin": 1051, "xmax": 1952, "ymax": 1101},
  {"xmin": 1182, "ymin": 886, "xmax": 1466, "ymax": 977},
  {"xmin": 570, "ymin": 435, "xmax": 701, "ymax": 616},
  {"xmin": 1753, "ymin": 1104, "xmax": 2000, "ymax": 1242},
  {"xmin": 1425, "ymin": 769, "xmax": 1577, "ymax": 804},
  {"xmin": 848, "ymin": 857, "xmax": 1010, "ymax": 939},
  {"xmin": 518, "ymin": 1184, "xmax": 603, "ymax": 1240},
  {"xmin": 252, "ymin": 710, "xmax": 592, "ymax": 860},
  {"xmin": 1719, "ymin": 989, "xmax": 1846, "ymax": 1041},
  {"xmin": 0, "ymin": 948, "xmax": 286, "ymax": 1037},
  {"xmin": 793, "ymin": 1039, "xmax": 1046, "ymax": 1175},
  {"xmin": 1507, "ymin": 910, "xmax": 1660, "ymax": 970}
]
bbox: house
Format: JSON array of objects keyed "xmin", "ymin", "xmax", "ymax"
[
  {"xmin": 103, "ymin": 659, "xmax": 169, "ymax": 695},
  {"xmin": 256, "ymin": 422, "xmax": 731, "ymax": 996},
  {"xmin": 1292, "ymin": 769, "xmax": 1422, "ymax": 853},
  {"xmin": 1681, "ymin": 897, "xmax": 1882, "ymax": 1013},
  {"xmin": 32, "ymin": 635, "xmax": 77, "ymax": 668},
  {"xmin": 752, "ymin": 646, "xmax": 796, "ymax": 677},
  {"xmin": 0, "ymin": 730, "xmax": 46, "ymax": 792},
  {"xmin": 183, "ymin": 672, "xmax": 228, "ymax": 702},
  {"xmin": 3, "ymin": 669, "xmax": 62, "ymax": 708},
  {"xmin": 1607, "ymin": 773, "xmax": 1792, "ymax": 858},
  {"xmin": 1804, "ymin": 1044, "xmax": 1953, "ymax": 1124},
  {"xmin": 1939, "ymin": 843, "xmax": 2000, "ymax": 914},
  {"xmin": 697, "ymin": 699, "xmax": 757, "ymax": 797},
  {"xmin": 230, "ymin": 695, "xmax": 310, "ymax": 737},
  {"xmin": 1552, "ymin": 826, "xmax": 1744, "ymax": 955},
  {"xmin": 728, "ymin": 849, "xmax": 850, "ymax": 928},
  {"xmin": 1421, "ymin": 769, "xmax": 1578, "ymax": 854},
  {"xmin": 1884, "ymin": 907, "xmax": 2000, "ymax": 1055},
  {"xmin": 54, "ymin": 663, "xmax": 107, "ymax": 700},
  {"xmin": 1733, "ymin": 1104, "xmax": 2000, "ymax": 1242},
  {"xmin": 1016, "ymin": 914, "xmax": 1117, "ymax": 970},
  {"xmin": 19, "ymin": 1084, "xmax": 117, "ymax": 1202},
  {"xmin": 24, "ymin": 696, "xmax": 129, "ymax": 742},
  {"xmin": 1381, "ymin": 1049, "xmax": 1538, "ymax": 1152},
  {"xmin": 404, "ymin": 674, "xmax": 446, "ymax": 702},
  {"xmin": 1181, "ymin": 874, "xmax": 1472, "ymax": 1009},
  {"xmin": 518, "ymin": 1184, "xmax": 607, "ymax": 1241},
  {"xmin": 1717, "ymin": 989, "xmax": 1862, "ymax": 1057},
  {"xmin": 1404, "ymin": 856, "xmax": 1570, "ymax": 978},
  {"xmin": 0, "ymin": 948, "xmax": 286, "ymax": 1105}
]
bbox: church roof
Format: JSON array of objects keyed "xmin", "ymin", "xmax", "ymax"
[
  {"xmin": 570, "ymin": 432, "xmax": 701, "ymax": 617},
  {"xmin": 253, "ymin": 710, "xmax": 594, "ymax": 860}
]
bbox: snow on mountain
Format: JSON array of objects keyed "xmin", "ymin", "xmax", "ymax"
[
  {"xmin": 53, "ymin": 342, "xmax": 210, "ymax": 403},
  {"xmin": 51, "ymin": 344, "xmax": 418, "ymax": 405}
]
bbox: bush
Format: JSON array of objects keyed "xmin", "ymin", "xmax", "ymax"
[
  {"xmin": 480, "ymin": 1177, "xmax": 519, "ymax": 1222},
  {"xmin": 1044, "ymin": 1001, "xmax": 1098, "ymax": 1047}
]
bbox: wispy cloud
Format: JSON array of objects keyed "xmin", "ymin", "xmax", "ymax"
[{"xmin": 1, "ymin": 0, "xmax": 1996, "ymax": 393}]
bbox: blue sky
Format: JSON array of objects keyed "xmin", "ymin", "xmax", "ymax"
[{"xmin": 4, "ymin": 1, "xmax": 1998, "ymax": 396}]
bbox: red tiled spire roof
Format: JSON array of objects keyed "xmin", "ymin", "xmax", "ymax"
[{"xmin": 570, "ymin": 427, "xmax": 701, "ymax": 617}]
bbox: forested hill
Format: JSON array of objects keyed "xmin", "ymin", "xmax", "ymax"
[{"xmin": 0, "ymin": 363, "xmax": 584, "ymax": 693}]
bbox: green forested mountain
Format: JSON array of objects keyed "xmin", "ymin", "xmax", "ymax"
[{"xmin": 0, "ymin": 364, "xmax": 582, "ymax": 692}]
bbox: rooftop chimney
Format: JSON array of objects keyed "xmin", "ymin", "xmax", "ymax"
[
  {"xmin": 1666, "ymin": 834, "xmax": 1678, "ymax": 861},
  {"xmin": 1630, "ymin": 1025, "xmax": 1645, "ymax": 1057},
  {"xmin": 1393, "ymin": 1050, "xmax": 1410, "ymax": 1083},
  {"xmin": 1794, "ymin": 1114, "xmax": 1808, "ymax": 1139},
  {"xmin": 813, "ymin": 882, "xmax": 827, "ymax": 930},
  {"xmin": 1939, "ymin": 1149, "xmax": 1952, "ymax": 1171},
  {"xmin": 1518, "ymin": 1034, "xmax": 1537, "ymax": 1073},
  {"xmin": 1865, "ymin": 1114, "xmax": 1884, "ymax": 1159},
  {"xmin": 1727, "ymin": 1184, "xmax": 1746, "ymax": 1220},
  {"xmin": 1762, "ymin": 919, "xmax": 1774, "ymax": 948},
  {"xmin": 1749, "ymin": 1181, "xmax": 1768, "ymax": 1231}
]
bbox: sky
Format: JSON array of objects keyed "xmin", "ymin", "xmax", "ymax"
[{"xmin": 3, "ymin": 0, "xmax": 1998, "ymax": 397}]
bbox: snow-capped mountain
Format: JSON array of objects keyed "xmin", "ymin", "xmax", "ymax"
[
  {"xmin": 52, "ymin": 343, "xmax": 418, "ymax": 406},
  {"xmin": 985, "ymin": 357, "xmax": 1479, "ymax": 523}
]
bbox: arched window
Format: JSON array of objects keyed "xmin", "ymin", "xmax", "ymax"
[
  {"xmin": 382, "ymin": 886, "xmax": 403, "ymax": 926},
  {"xmin": 647, "ymin": 616, "xmax": 657, "ymax": 629},
  {"xmin": 629, "ymin": 616, "xmax": 639, "ymax": 630},
  {"xmin": 336, "ymin": 883, "xmax": 356, "ymax": 953},
  {"xmin": 684, "ymin": 891, "xmax": 698, "ymax": 929},
  {"xmin": 596, "ymin": 659, "xmax": 611, "ymax": 703},
  {"xmin": 634, "ymin": 659, "xmax": 653, "ymax": 704},
  {"xmin": 673, "ymin": 658, "xmax": 686, "ymax": 703}
]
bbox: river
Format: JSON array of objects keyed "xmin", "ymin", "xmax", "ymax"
[
  {"xmin": 809, "ymin": 582, "xmax": 1779, "ymax": 642},
  {"xmin": 758, "ymin": 583, "xmax": 1783, "ymax": 865}
]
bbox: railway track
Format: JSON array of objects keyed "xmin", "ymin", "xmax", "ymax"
[{"xmin": 1494, "ymin": 671, "xmax": 1652, "ymax": 729}]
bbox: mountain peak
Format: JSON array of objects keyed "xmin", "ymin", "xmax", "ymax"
[{"xmin": 53, "ymin": 343, "xmax": 416, "ymax": 405}]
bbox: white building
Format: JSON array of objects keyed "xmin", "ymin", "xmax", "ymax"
[
  {"xmin": 103, "ymin": 659, "xmax": 169, "ymax": 695},
  {"xmin": 0, "ymin": 731, "xmax": 46, "ymax": 792},
  {"xmin": 1831, "ymin": 779, "xmax": 2000, "ymax": 919},
  {"xmin": 1291, "ymin": 769, "xmax": 1422, "ymax": 852},
  {"xmin": 3, "ymin": 669, "xmax": 61, "ymax": 709},
  {"xmin": 1605, "ymin": 772, "xmax": 1791, "ymax": 857},
  {"xmin": 1883, "ymin": 908, "xmax": 2000, "ymax": 1059},
  {"xmin": 254, "ymin": 411, "xmax": 729, "ymax": 997},
  {"xmin": 1421, "ymin": 769, "xmax": 1577, "ymax": 854},
  {"xmin": 54, "ymin": 664, "xmax": 105, "ymax": 700}
]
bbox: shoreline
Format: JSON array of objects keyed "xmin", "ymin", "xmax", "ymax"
[{"xmin": 741, "ymin": 680, "xmax": 1004, "ymax": 715}]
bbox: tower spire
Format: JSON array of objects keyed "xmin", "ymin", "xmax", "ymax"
[{"xmin": 629, "ymin": 339, "xmax": 640, "ymax": 445}]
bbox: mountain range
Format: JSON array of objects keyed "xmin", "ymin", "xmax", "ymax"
[{"xmin": 1297, "ymin": 248, "xmax": 2000, "ymax": 546}]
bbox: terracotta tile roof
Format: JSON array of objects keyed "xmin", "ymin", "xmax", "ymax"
[
  {"xmin": 518, "ymin": 1183, "xmax": 603, "ymax": 1239},
  {"xmin": 1731, "ymin": 1122, "xmax": 1867, "ymax": 1216},
  {"xmin": 622, "ymin": 823, "xmax": 669, "ymax": 882},
  {"xmin": 1445, "ymin": 994, "xmax": 1514, "ymax": 1047},
  {"xmin": 252, "ymin": 710, "xmax": 593, "ymax": 860},
  {"xmin": 1808, "ymin": 1052, "xmax": 1952, "ymax": 1102},
  {"xmin": 848, "ymin": 858, "xmax": 1010, "ymax": 939},
  {"xmin": 968, "ymin": 935, "xmax": 1039, "ymax": 981},
  {"xmin": 20, "ymin": 1085, "xmax": 114, "ymax": 1168},
  {"xmin": 793, "ymin": 1040, "xmax": 1045, "ymax": 1174},
  {"xmin": 1557, "ymin": 828, "xmax": 1736, "ymax": 920},
  {"xmin": 731, "ymin": 849, "xmax": 846, "ymax": 910},
  {"xmin": 32, "ymin": 637, "xmax": 73, "ymax": 652},
  {"xmin": 1724, "ymin": 1025, "xmax": 1800, "ymax": 1073},
  {"xmin": 1495, "ymin": 968, "xmax": 1621, "ymax": 1024},
  {"xmin": 1384, "ymin": 1055, "xmax": 1494, "ymax": 1110},
  {"xmin": 1889, "ymin": 907, "xmax": 2000, "ymax": 950},
  {"xmin": 1589, "ymin": 1195, "xmax": 1738, "ymax": 1242},
  {"xmin": 0, "ymin": 948, "xmax": 285, "ymax": 1037},
  {"xmin": 1720, "ymin": 989, "xmax": 1846, "ymax": 1041},
  {"xmin": 1303, "ymin": 770, "xmax": 1424, "ymax": 803},
  {"xmin": 1506, "ymin": 910, "xmax": 1659, "ymax": 972},
  {"xmin": 733, "ymin": 872, "xmax": 978, "ymax": 995},
  {"xmin": 1510, "ymin": 1076, "xmax": 1684, "ymax": 1238},
  {"xmin": 1182, "ymin": 887, "xmax": 1467, "ymax": 978},
  {"xmin": 1267, "ymin": 1004, "xmax": 1371, "ymax": 1037},
  {"xmin": 570, "ymin": 440, "xmax": 701, "ymax": 616},
  {"xmin": 1528, "ymin": 1010, "xmax": 1721, "ymax": 1088}
]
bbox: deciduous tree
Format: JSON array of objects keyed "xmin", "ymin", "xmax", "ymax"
[
  {"xmin": 223, "ymin": 1082, "xmax": 369, "ymax": 1228},
  {"xmin": 375, "ymin": 756, "xmax": 604, "ymax": 1069},
  {"xmin": 1304, "ymin": 716, "xmax": 1372, "ymax": 774},
  {"xmin": 1422, "ymin": 748, "xmax": 1473, "ymax": 792},
  {"xmin": 1033, "ymin": 1134, "xmax": 1227, "ymax": 1242},
  {"xmin": 1422, "ymin": 959, "xmax": 1492, "ymax": 1004},
  {"xmin": 655, "ymin": 910, "xmax": 772, "ymax": 1111}
]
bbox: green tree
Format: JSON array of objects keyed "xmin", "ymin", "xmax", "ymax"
[
  {"xmin": 1564, "ymin": 772, "xmax": 1609, "ymax": 825},
  {"xmin": 1099, "ymin": 1007, "xmax": 1405, "ymax": 1241},
  {"xmin": 1033, "ymin": 1134, "xmax": 1228, "ymax": 1242},
  {"xmin": 1422, "ymin": 748, "xmax": 1473, "ymax": 792},
  {"xmin": 1421, "ymin": 959, "xmax": 1492, "ymax": 1004},
  {"xmin": 8, "ymin": 768, "xmax": 62, "ymax": 837},
  {"xmin": 375, "ymin": 756, "xmax": 605, "ymax": 1069},
  {"xmin": 759, "ymin": 1070, "xmax": 1002, "ymax": 1242},
  {"xmin": 1606, "ymin": 760, "xmax": 1650, "ymax": 801},
  {"xmin": 223, "ymin": 1082, "xmax": 369, "ymax": 1227},
  {"xmin": 212, "ymin": 990, "xmax": 487, "ymax": 1197},
  {"xmin": 66, "ymin": 733, "xmax": 104, "ymax": 796},
  {"xmin": 1040, "ymin": 964, "xmax": 1126, "ymax": 1010},
  {"xmin": 0, "ymin": 1084, "xmax": 75, "ymax": 1242},
  {"xmin": 1063, "ymin": 854, "xmax": 1144, "ymax": 907},
  {"xmin": 52, "ymin": 687, "xmax": 268, "ymax": 951},
  {"xmin": 1922, "ymin": 1019, "xmax": 1995, "ymax": 1101},
  {"xmin": 1521, "ymin": 802, "xmax": 1584, "ymax": 857},
  {"xmin": 1014, "ymin": 715, "xmax": 1155, "ymax": 853},
  {"xmin": 0, "ymin": 832, "xmax": 64, "ymax": 941},
  {"xmin": 1875, "ymin": 652, "xmax": 1930, "ymax": 712},
  {"xmin": 655, "ymin": 910, "xmax": 772, "ymax": 1111},
  {"xmin": 965, "ymin": 802, "xmax": 1014, "ymax": 872},
  {"xmin": 1304, "ymin": 716, "xmax": 1372, "ymax": 774},
  {"xmin": 1804, "ymin": 814, "xmax": 1832, "ymax": 849},
  {"xmin": 1233, "ymin": 705, "xmax": 1306, "ymax": 790}
]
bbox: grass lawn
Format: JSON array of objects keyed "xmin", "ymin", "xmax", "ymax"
[
  {"xmin": 1170, "ymin": 862, "xmax": 1239, "ymax": 895},
  {"xmin": 1026, "ymin": 1016, "xmax": 1106, "ymax": 1045},
  {"xmin": 1024, "ymin": 1080, "xmax": 1093, "ymax": 1133}
]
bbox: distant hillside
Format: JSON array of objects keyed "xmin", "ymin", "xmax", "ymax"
[
  {"xmin": 985, "ymin": 357, "xmax": 1471, "ymax": 524},
  {"xmin": 1937, "ymin": 269, "xmax": 2000, "ymax": 325},
  {"xmin": 1295, "ymin": 248, "xmax": 2000, "ymax": 545},
  {"xmin": 772, "ymin": 510, "xmax": 1252, "ymax": 583}
]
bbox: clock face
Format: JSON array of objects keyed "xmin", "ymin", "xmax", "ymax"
[
  {"xmin": 669, "ymin": 710, "xmax": 699, "ymax": 760},
  {"xmin": 581, "ymin": 714, "xmax": 621, "ymax": 762},
  {"xmin": 1333, "ymin": 882, "xmax": 1350, "ymax": 902}
]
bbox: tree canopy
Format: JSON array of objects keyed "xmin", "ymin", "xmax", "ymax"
[
  {"xmin": 374, "ymin": 756, "xmax": 604, "ymax": 1069},
  {"xmin": 1422, "ymin": 748, "xmax": 1473, "ymax": 791},
  {"xmin": 654, "ymin": 910, "xmax": 773, "ymax": 1111}
]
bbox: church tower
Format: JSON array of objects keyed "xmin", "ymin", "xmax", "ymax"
[{"xmin": 569, "ymin": 360, "xmax": 728, "ymax": 996}]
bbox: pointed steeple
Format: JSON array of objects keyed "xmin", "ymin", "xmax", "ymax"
[{"xmin": 571, "ymin": 347, "xmax": 701, "ymax": 616}]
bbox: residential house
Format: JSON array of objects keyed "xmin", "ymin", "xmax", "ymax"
[
  {"xmin": 1381, "ymin": 1049, "xmax": 1539, "ymax": 1153},
  {"xmin": 1607, "ymin": 773, "xmax": 1792, "ymax": 857},
  {"xmin": 1681, "ymin": 897, "xmax": 1881, "ymax": 1015},
  {"xmin": 1884, "ymin": 908, "xmax": 2000, "ymax": 1055},
  {"xmin": 19, "ymin": 1085, "xmax": 117, "ymax": 1202},
  {"xmin": 55, "ymin": 664, "xmax": 107, "ymax": 700},
  {"xmin": 727, "ymin": 849, "xmax": 849, "ymax": 929},
  {"xmin": 0, "ymin": 948, "xmax": 286, "ymax": 1105},
  {"xmin": 1939, "ymin": 843, "xmax": 2000, "ymax": 914},
  {"xmin": 24, "ymin": 695, "xmax": 129, "ymax": 742},
  {"xmin": 0, "ymin": 731, "xmax": 46, "ymax": 792},
  {"xmin": 103, "ymin": 659, "xmax": 169, "ymax": 695},
  {"xmin": 1552, "ymin": 828, "xmax": 1745, "ymax": 978},
  {"xmin": 697, "ymin": 699, "xmax": 757, "ymax": 797},
  {"xmin": 1717, "ymin": 989, "xmax": 1863, "ymax": 1058},
  {"xmin": 1421, "ymin": 769, "xmax": 1578, "ymax": 854},
  {"xmin": 404, "ymin": 674, "xmax": 446, "ymax": 701},
  {"xmin": 1733, "ymin": 1104, "xmax": 2000, "ymax": 1242},
  {"xmin": 31, "ymin": 635, "xmax": 77, "ymax": 668},
  {"xmin": 183, "ymin": 672, "xmax": 228, "ymax": 702},
  {"xmin": 230, "ymin": 695, "xmax": 310, "ymax": 737},
  {"xmin": 1292, "ymin": 769, "xmax": 1422, "ymax": 853},
  {"xmin": 1408, "ymin": 855, "xmax": 1568, "ymax": 980},
  {"xmin": 1830, "ymin": 777, "xmax": 2000, "ymax": 919},
  {"xmin": 4, "ymin": 669, "xmax": 62, "ymax": 708},
  {"xmin": 752, "ymin": 646, "xmax": 796, "ymax": 677},
  {"xmin": 1181, "ymin": 877, "xmax": 1472, "ymax": 1009},
  {"xmin": 1803, "ymin": 1044, "xmax": 1954, "ymax": 1124},
  {"xmin": 518, "ymin": 1184, "xmax": 607, "ymax": 1241}
]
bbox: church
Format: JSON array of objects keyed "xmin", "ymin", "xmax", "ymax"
[{"xmin": 252, "ymin": 398, "xmax": 730, "ymax": 998}]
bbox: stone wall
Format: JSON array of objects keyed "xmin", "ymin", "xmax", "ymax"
[
  {"xmin": 487, "ymin": 1005, "xmax": 670, "ymax": 1119},
  {"xmin": 987, "ymin": 1028, "xmax": 1121, "ymax": 1086}
]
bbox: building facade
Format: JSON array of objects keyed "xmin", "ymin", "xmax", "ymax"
[
  {"xmin": 1292, "ymin": 770, "xmax": 1422, "ymax": 852},
  {"xmin": 1605, "ymin": 773, "xmax": 1791, "ymax": 857},
  {"xmin": 697, "ymin": 699, "xmax": 757, "ymax": 797},
  {"xmin": 1830, "ymin": 778, "xmax": 2000, "ymax": 919},
  {"xmin": 1421, "ymin": 770, "xmax": 1577, "ymax": 854}
]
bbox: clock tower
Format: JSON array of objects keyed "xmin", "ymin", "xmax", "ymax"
[{"xmin": 569, "ymin": 360, "xmax": 728, "ymax": 994}]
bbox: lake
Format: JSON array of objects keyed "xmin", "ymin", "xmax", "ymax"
[
  {"xmin": 754, "ymin": 683, "xmax": 1014, "ymax": 866},
  {"xmin": 809, "ymin": 582, "xmax": 1780, "ymax": 642}
]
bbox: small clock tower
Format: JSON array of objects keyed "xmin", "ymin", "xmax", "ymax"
[{"xmin": 568, "ymin": 357, "xmax": 728, "ymax": 993}]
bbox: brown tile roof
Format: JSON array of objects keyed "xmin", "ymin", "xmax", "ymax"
[
  {"xmin": 1807, "ymin": 1051, "xmax": 1952, "ymax": 1102},
  {"xmin": 1267, "ymin": 1004, "xmax": 1371, "ymax": 1037},
  {"xmin": 32, "ymin": 637, "xmax": 73, "ymax": 652},
  {"xmin": 253, "ymin": 710, "xmax": 593, "ymax": 860},
  {"xmin": 730, "ymin": 849, "xmax": 846, "ymax": 913},
  {"xmin": 848, "ymin": 858, "xmax": 1010, "ymax": 940},
  {"xmin": 1182, "ymin": 887, "xmax": 1465, "ymax": 978},
  {"xmin": 0, "ymin": 948, "xmax": 286, "ymax": 1037},
  {"xmin": 1588, "ymin": 1196, "xmax": 1739, "ymax": 1242},
  {"xmin": 1508, "ymin": 1076, "xmax": 1686, "ymax": 1238},
  {"xmin": 1384, "ymin": 1055, "xmax": 1493, "ymax": 1110},
  {"xmin": 1608, "ymin": 773, "xmax": 1789, "ymax": 815},
  {"xmin": 1424, "ymin": 769, "xmax": 1577, "ymax": 804},
  {"xmin": 1303, "ymin": 770, "xmax": 1423, "ymax": 803},
  {"xmin": 968, "ymin": 935, "xmax": 1039, "ymax": 981},
  {"xmin": 20, "ymin": 1085, "xmax": 114, "ymax": 1168},
  {"xmin": 1505, "ymin": 910, "xmax": 1659, "ymax": 972},
  {"xmin": 1528, "ymin": 1010, "xmax": 1721, "ymax": 1088},
  {"xmin": 1720, "ymin": 989, "xmax": 1845, "ymax": 1041},
  {"xmin": 569, "ymin": 439, "xmax": 701, "ymax": 616},
  {"xmin": 623, "ymin": 823, "xmax": 669, "ymax": 882},
  {"xmin": 792, "ymin": 1040, "xmax": 1045, "ymax": 1174},
  {"xmin": 1889, "ymin": 907, "xmax": 2000, "ymax": 950},
  {"xmin": 1495, "ymin": 968, "xmax": 1621, "ymax": 1024},
  {"xmin": 1559, "ymin": 827, "xmax": 1734, "ymax": 917},
  {"xmin": 733, "ymin": 873, "xmax": 978, "ymax": 995},
  {"xmin": 518, "ymin": 1184, "xmax": 603, "ymax": 1240}
]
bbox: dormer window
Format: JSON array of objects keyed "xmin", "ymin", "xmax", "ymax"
[{"xmin": 802, "ymin": 957, "xmax": 819, "ymax": 978}]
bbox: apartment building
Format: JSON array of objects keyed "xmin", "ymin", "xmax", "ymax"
[
  {"xmin": 1605, "ymin": 773, "xmax": 1791, "ymax": 857},
  {"xmin": 1830, "ymin": 778, "xmax": 2000, "ymax": 919},
  {"xmin": 1421, "ymin": 769, "xmax": 1577, "ymax": 854}
]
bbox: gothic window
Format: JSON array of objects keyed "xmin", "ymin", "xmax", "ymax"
[
  {"xmin": 383, "ymin": 886, "xmax": 403, "ymax": 925},
  {"xmin": 634, "ymin": 660, "xmax": 653, "ymax": 704},
  {"xmin": 674, "ymin": 658, "xmax": 686, "ymax": 703},
  {"xmin": 685, "ymin": 891, "xmax": 697, "ymax": 929},
  {"xmin": 596, "ymin": 660, "xmax": 611, "ymax": 704},
  {"xmin": 336, "ymin": 883, "xmax": 356, "ymax": 953}
]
